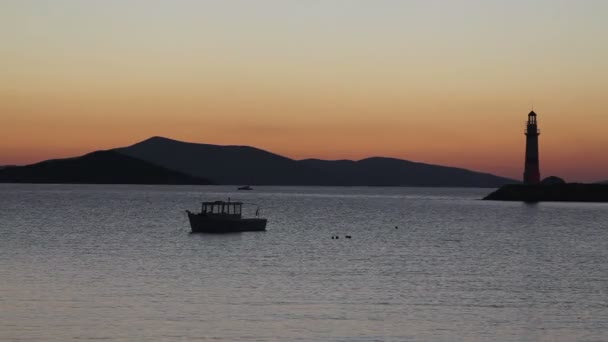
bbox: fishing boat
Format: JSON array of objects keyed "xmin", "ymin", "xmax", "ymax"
[
  {"xmin": 237, "ymin": 185, "xmax": 253, "ymax": 190},
  {"xmin": 186, "ymin": 200, "xmax": 267, "ymax": 233}
]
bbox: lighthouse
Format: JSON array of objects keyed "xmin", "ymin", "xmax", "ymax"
[{"xmin": 523, "ymin": 111, "xmax": 541, "ymax": 184}]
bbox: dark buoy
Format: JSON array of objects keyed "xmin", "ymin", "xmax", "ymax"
[
  {"xmin": 345, "ymin": 235, "xmax": 351, "ymax": 239},
  {"xmin": 395, "ymin": 226, "xmax": 398, "ymax": 229}
]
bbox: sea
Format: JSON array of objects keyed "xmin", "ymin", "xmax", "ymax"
[{"xmin": 1, "ymin": 184, "xmax": 607, "ymax": 341}]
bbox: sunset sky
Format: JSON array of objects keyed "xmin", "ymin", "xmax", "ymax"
[{"xmin": 2, "ymin": 0, "xmax": 607, "ymax": 182}]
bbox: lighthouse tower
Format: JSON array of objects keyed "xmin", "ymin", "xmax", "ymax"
[{"xmin": 523, "ymin": 111, "xmax": 541, "ymax": 184}]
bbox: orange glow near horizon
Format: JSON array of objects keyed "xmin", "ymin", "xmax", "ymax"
[
  {"xmin": 3, "ymin": 102, "xmax": 607, "ymax": 182},
  {"xmin": 2, "ymin": 1, "xmax": 608, "ymax": 182}
]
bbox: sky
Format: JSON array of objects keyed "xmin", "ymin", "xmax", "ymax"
[{"xmin": 1, "ymin": 0, "xmax": 607, "ymax": 182}]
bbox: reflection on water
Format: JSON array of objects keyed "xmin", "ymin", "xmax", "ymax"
[{"xmin": 1, "ymin": 184, "xmax": 607, "ymax": 341}]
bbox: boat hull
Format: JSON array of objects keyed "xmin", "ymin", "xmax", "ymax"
[{"xmin": 187, "ymin": 211, "xmax": 267, "ymax": 233}]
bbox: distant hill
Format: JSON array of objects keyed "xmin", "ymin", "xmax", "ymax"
[
  {"xmin": 117, "ymin": 136, "xmax": 324, "ymax": 185},
  {"xmin": 0, "ymin": 150, "xmax": 212, "ymax": 185},
  {"xmin": 299, "ymin": 157, "xmax": 515, "ymax": 187},
  {"xmin": 117, "ymin": 136, "xmax": 516, "ymax": 187}
]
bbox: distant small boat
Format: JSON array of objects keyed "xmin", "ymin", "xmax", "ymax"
[
  {"xmin": 238, "ymin": 185, "xmax": 253, "ymax": 190},
  {"xmin": 186, "ymin": 200, "xmax": 267, "ymax": 233}
]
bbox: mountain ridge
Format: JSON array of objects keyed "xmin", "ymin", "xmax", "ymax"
[
  {"xmin": 0, "ymin": 136, "xmax": 519, "ymax": 187},
  {"xmin": 116, "ymin": 136, "xmax": 517, "ymax": 187},
  {"xmin": 0, "ymin": 150, "xmax": 212, "ymax": 185}
]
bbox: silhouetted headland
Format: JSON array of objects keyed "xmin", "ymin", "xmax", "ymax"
[
  {"xmin": 1, "ymin": 136, "xmax": 517, "ymax": 186},
  {"xmin": 483, "ymin": 183, "xmax": 608, "ymax": 202},
  {"xmin": 0, "ymin": 150, "xmax": 212, "ymax": 185},
  {"xmin": 116, "ymin": 136, "xmax": 516, "ymax": 187}
]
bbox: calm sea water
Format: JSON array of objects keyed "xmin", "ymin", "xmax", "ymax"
[{"xmin": 1, "ymin": 184, "xmax": 607, "ymax": 341}]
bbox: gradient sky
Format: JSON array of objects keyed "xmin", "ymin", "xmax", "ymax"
[{"xmin": 2, "ymin": 0, "xmax": 607, "ymax": 182}]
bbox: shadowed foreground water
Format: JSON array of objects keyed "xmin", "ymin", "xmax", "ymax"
[{"xmin": 1, "ymin": 184, "xmax": 607, "ymax": 341}]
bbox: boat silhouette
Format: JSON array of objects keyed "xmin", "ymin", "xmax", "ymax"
[{"xmin": 186, "ymin": 200, "xmax": 266, "ymax": 233}]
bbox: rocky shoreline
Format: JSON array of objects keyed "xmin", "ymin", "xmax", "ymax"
[{"xmin": 483, "ymin": 184, "xmax": 608, "ymax": 202}]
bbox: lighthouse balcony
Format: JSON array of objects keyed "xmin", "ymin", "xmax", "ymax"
[{"xmin": 525, "ymin": 128, "xmax": 540, "ymax": 135}]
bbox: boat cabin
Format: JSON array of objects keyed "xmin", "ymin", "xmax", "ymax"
[{"xmin": 201, "ymin": 201, "xmax": 243, "ymax": 218}]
